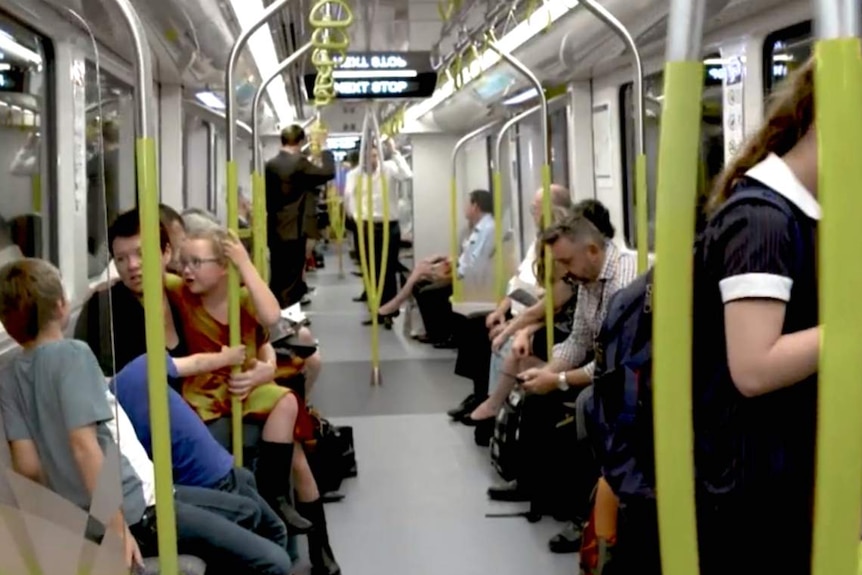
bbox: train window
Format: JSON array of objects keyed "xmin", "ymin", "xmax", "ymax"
[
  {"xmin": 764, "ymin": 22, "xmax": 812, "ymax": 95},
  {"xmin": 0, "ymin": 12, "xmax": 55, "ymax": 268},
  {"xmin": 85, "ymin": 62, "xmax": 134, "ymax": 281},
  {"xmin": 549, "ymin": 105, "xmax": 569, "ymax": 188},
  {"xmin": 620, "ymin": 58, "xmax": 725, "ymax": 250}
]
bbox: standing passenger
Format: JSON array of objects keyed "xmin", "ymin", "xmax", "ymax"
[
  {"xmin": 692, "ymin": 59, "xmax": 819, "ymax": 575},
  {"xmin": 343, "ymin": 139, "xmax": 413, "ymax": 323},
  {"xmin": 265, "ymin": 125, "xmax": 335, "ymax": 308}
]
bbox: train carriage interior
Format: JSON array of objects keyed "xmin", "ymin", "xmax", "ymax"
[{"xmin": 0, "ymin": 0, "xmax": 859, "ymax": 574}]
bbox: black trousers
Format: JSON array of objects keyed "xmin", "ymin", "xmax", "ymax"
[
  {"xmin": 358, "ymin": 220, "xmax": 401, "ymax": 307},
  {"xmin": 517, "ymin": 390, "xmax": 598, "ymax": 522},
  {"xmin": 413, "ymin": 279, "xmax": 454, "ymax": 342},
  {"xmin": 604, "ymin": 498, "xmax": 661, "ymax": 575},
  {"xmin": 454, "ymin": 312, "xmax": 493, "ymax": 397},
  {"xmin": 269, "ymin": 236, "xmax": 307, "ymax": 308}
]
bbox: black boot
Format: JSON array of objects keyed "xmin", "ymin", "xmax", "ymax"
[
  {"xmin": 297, "ymin": 499, "xmax": 341, "ymax": 575},
  {"xmin": 255, "ymin": 441, "xmax": 313, "ymax": 535}
]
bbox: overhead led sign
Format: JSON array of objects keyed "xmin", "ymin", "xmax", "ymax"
[{"xmin": 304, "ymin": 51, "xmax": 435, "ymax": 100}]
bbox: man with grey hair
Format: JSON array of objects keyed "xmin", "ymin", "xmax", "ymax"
[{"xmin": 448, "ymin": 184, "xmax": 573, "ymax": 424}]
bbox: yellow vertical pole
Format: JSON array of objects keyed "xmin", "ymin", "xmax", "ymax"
[
  {"xmin": 252, "ymin": 170, "xmax": 267, "ymax": 281},
  {"xmin": 491, "ymin": 170, "xmax": 505, "ymax": 300},
  {"xmin": 137, "ymin": 136, "xmax": 179, "ymax": 574},
  {"xmin": 226, "ymin": 161, "xmax": 243, "ymax": 467},
  {"xmin": 651, "ymin": 4, "xmax": 704, "ymax": 571},
  {"xmin": 449, "ymin": 176, "xmax": 462, "ymax": 302},
  {"xmin": 811, "ymin": 30, "xmax": 862, "ymax": 575},
  {"xmin": 540, "ymin": 164, "xmax": 554, "ymax": 353}
]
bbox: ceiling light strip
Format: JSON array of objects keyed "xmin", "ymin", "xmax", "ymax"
[{"xmin": 404, "ymin": 0, "xmax": 579, "ymax": 125}]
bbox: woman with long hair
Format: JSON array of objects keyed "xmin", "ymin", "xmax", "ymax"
[{"xmin": 693, "ymin": 59, "xmax": 818, "ymax": 575}]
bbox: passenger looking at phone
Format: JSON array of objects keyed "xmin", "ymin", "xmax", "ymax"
[{"xmin": 447, "ymin": 184, "xmax": 573, "ymax": 422}]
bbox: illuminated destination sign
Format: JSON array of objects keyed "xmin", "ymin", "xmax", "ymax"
[{"xmin": 304, "ymin": 51, "xmax": 435, "ymax": 100}]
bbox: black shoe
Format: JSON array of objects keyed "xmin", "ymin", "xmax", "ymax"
[
  {"xmin": 296, "ymin": 499, "xmax": 341, "ymax": 575},
  {"xmin": 321, "ymin": 492, "xmax": 346, "ymax": 504},
  {"xmin": 459, "ymin": 414, "xmax": 493, "ymax": 428},
  {"xmin": 447, "ymin": 394, "xmax": 482, "ymax": 420},
  {"xmin": 549, "ymin": 521, "xmax": 583, "ymax": 554},
  {"xmin": 488, "ymin": 480, "xmax": 529, "ymax": 502},
  {"xmin": 255, "ymin": 441, "xmax": 313, "ymax": 535},
  {"xmin": 474, "ymin": 419, "xmax": 494, "ymax": 447},
  {"xmin": 353, "ymin": 293, "xmax": 367, "ymax": 302},
  {"xmin": 432, "ymin": 337, "xmax": 457, "ymax": 349}
]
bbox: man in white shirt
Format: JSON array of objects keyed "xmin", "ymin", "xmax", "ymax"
[
  {"xmin": 344, "ymin": 139, "xmax": 413, "ymax": 323},
  {"xmin": 411, "ymin": 189, "xmax": 496, "ymax": 346}
]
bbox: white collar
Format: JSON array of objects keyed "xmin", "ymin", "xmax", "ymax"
[
  {"xmin": 474, "ymin": 213, "xmax": 494, "ymax": 230},
  {"xmin": 745, "ymin": 153, "xmax": 821, "ymax": 221}
]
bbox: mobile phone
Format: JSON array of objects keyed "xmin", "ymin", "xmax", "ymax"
[{"xmin": 509, "ymin": 288, "xmax": 539, "ymax": 307}]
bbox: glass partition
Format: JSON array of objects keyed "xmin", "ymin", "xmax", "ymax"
[
  {"xmin": 0, "ymin": 11, "xmax": 54, "ymax": 268},
  {"xmin": 85, "ymin": 61, "xmax": 134, "ymax": 283},
  {"xmin": 620, "ymin": 56, "xmax": 724, "ymax": 249}
]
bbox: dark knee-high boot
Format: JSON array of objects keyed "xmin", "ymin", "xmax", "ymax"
[
  {"xmin": 256, "ymin": 440, "xmax": 313, "ymax": 535},
  {"xmin": 296, "ymin": 499, "xmax": 341, "ymax": 575}
]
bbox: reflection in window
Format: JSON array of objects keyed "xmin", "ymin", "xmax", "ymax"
[
  {"xmin": 764, "ymin": 22, "xmax": 812, "ymax": 95},
  {"xmin": 620, "ymin": 60, "xmax": 724, "ymax": 250},
  {"xmin": 0, "ymin": 12, "xmax": 53, "ymax": 267},
  {"xmin": 85, "ymin": 62, "xmax": 133, "ymax": 280}
]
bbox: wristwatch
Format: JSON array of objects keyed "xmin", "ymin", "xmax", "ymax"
[{"xmin": 557, "ymin": 371, "xmax": 569, "ymax": 391}]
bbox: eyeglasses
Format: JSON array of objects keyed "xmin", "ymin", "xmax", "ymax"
[{"xmin": 180, "ymin": 257, "xmax": 220, "ymax": 271}]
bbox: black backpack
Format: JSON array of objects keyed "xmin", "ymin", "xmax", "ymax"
[
  {"xmin": 591, "ymin": 186, "xmax": 803, "ymax": 500},
  {"xmin": 490, "ymin": 387, "xmax": 525, "ymax": 481}
]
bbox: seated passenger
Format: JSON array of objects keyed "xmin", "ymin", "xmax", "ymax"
[
  {"xmin": 470, "ymin": 200, "xmax": 615, "ymax": 424},
  {"xmin": 0, "ymin": 215, "xmax": 24, "ymax": 270},
  {"xmin": 488, "ymin": 210, "xmax": 637, "ymax": 545},
  {"xmin": 458, "ymin": 204, "xmax": 580, "ymax": 447},
  {"xmin": 167, "ymin": 226, "xmax": 340, "ymax": 575},
  {"xmin": 74, "ymin": 209, "xmax": 188, "ymax": 374},
  {"xmin": 160, "ymin": 203, "xmax": 187, "ymax": 274},
  {"xmin": 0, "ymin": 258, "xmax": 294, "ymax": 575},
  {"xmin": 377, "ymin": 189, "xmax": 495, "ymax": 343},
  {"xmin": 112, "ymin": 352, "xmax": 291, "ymax": 555},
  {"xmin": 447, "ymin": 184, "xmax": 573, "ymax": 421}
]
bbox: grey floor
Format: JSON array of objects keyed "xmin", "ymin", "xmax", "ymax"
[{"xmin": 302, "ymin": 254, "xmax": 575, "ymax": 575}]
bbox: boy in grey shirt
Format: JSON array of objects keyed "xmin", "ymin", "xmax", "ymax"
[
  {"xmin": 0, "ymin": 258, "xmax": 294, "ymax": 575},
  {"xmin": 0, "ymin": 259, "xmax": 143, "ymax": 568}
]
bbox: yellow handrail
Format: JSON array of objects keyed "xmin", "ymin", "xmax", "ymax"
[{"xmin": 354, "ymin": 107, "xmax": 391, "ymax": 385}]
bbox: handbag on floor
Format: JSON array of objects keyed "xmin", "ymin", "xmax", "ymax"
[{"xmin": 305, "ymin": 411, "xmax": 358, "ymax": 494}]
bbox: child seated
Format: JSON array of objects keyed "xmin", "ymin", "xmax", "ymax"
[
  {"xmin": 0, "ymin": 258, "xmax": 294, "ymax": 575},
  {"xmin": 112, "ymin": 352, "xmax": 292, "ymax": 556}
]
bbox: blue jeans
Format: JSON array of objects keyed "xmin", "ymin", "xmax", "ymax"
[
  {"xmin": 166, "ymin": 485, "xmax": 293, "ymax": 575},
  {"xmin": 211, "ymin": 467, "xmax": 288, "ymax": 549}
]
